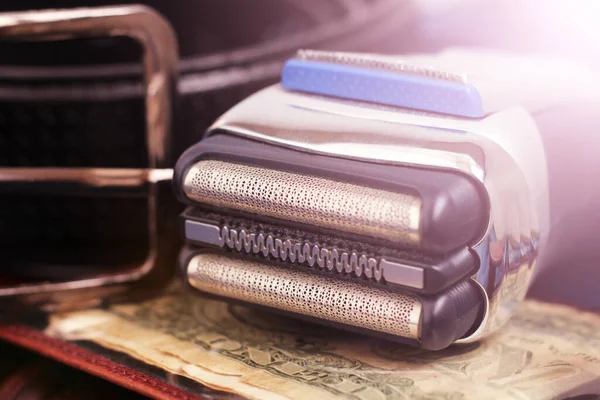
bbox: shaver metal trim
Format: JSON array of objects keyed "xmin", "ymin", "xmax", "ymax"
[{"xmin": 174, "ymin": 49, "xmax": 550, "ymax": 349}]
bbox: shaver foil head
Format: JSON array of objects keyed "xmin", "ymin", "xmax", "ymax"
[
  {"xmin": 187, "ymin": 252, "xmax": 422, "ymax": 339},
  {"xmin": 174, "ymin": 49, "xmax": 550, "ymax": 350},
  {"xmin": 184, "ymin": 159, "xmax": 422, "ymax": 246}
]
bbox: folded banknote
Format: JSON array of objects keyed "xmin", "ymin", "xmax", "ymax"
[{"xmin": 46, "ymin": 287, "xmax": 600, "ymax": 400}]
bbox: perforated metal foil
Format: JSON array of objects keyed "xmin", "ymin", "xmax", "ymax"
[
  {"xmin": 186, "ymin": 252, "xmax": 422, "ymax": 339},
  {"xmin": 296, "ymin": 49, "xmax": 467, "ymax": 83},
  {"xmin": 183, "ymin": 160, "xmax": 422, "ymax": 245}
]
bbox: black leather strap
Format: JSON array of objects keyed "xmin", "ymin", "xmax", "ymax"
[
  {"xmin": 0, "ymin": 0, "xmax": 416, "ymax": 278},
  {"xmin": 0, "ymin": 0, "xmax": 416, "ymax": 162}
]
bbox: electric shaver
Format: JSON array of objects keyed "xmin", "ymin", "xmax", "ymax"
[{"xmin": 173, "ymin": 49, "xmax": 597, "ymax": 349}]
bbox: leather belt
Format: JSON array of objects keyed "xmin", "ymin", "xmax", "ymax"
[
  {"xmin": 0, "ymin": 5, "xmax": 177, "ymax": 312},
  {"xmin": 0, "ymin": 1, "xmax": 415, "ymax": 312},
  {"xmin": 0, "ymin": 0, "xmax": 415, "ymax": 157}
]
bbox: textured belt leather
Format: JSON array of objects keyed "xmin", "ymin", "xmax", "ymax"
[
  {"xmin": 0, "ymin": 3, "xmax": 418, "ymax": 398},
  {"xmin": 0, "ymin": 0, "xmax": 415, "ymax": 159},
  {"xmin": 0, "ymin": 0, "xmax": 416, "ymax": 311}
]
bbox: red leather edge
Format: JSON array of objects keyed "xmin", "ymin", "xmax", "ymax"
[{"xmin": 0, "ymin": 324, "xmax": 205, "ymax": 400}]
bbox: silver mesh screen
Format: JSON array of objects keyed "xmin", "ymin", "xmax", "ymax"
[
  {"xmin": 183, "ymin": 160, "xmax": 422, "ymax": 246},
  {"xmin": 187, "ymin": 253, "xmax": 422, "ymax": 339},
  {"xmin": 296, "ymin": 49, "xmax": 467, "ymax": 83}
]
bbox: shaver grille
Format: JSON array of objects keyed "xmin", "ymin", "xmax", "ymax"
[
  {"xmin": 184, "ymin": 160, "xmax": 421, "ymax": 245},
  {"xmin": 187, "ymin": 253, "xmax": 422, "ymax": 339},
  {"xmin": 296, "ymin": 49, "xmax": 467, "ymax": 83}
]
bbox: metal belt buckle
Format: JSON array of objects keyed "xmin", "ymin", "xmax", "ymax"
[{"xmin": 0, "ymin": 5, "xmax": 178, "ymax": 311}]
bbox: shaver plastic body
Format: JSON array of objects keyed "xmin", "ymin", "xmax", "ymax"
[{"xmin": 173, "ymin": 49, "xmax": 599, "ymax": 349}]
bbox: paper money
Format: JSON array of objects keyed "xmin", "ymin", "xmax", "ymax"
[{"xmin": 46, "ymin": 289, "xmax": 600, "ymax": 400}]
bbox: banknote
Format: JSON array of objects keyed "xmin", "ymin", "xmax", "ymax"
[{"xmin": 46, "ymin": 288, "xmax": 600, "ymax": 400}]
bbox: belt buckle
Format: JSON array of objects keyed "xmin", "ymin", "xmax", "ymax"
[{"xmin": 0, "ymin": 5, "xmax": 178, "ymax": 311}]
